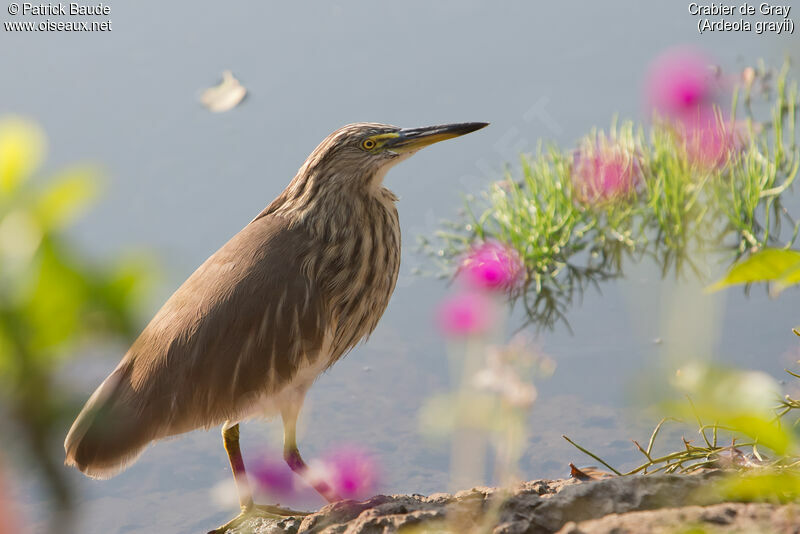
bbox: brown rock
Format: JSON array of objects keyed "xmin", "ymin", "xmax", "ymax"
[
  {"xmin": 222, "ymin": 472, "xmax": 800, "ymax": 534},
  {"xmin": 555, "ymin": 502, "xmax": 800, "ymax": 533}
]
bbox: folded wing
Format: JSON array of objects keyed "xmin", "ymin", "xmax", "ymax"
[{"xmin": 64, "ymin": 215, "xmax": 326, "ymax": 478}]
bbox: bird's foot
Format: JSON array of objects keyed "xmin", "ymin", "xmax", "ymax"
[
  {"xmin": 253, "ymin": 503, "xmax": 311, "ymax": 516},
  {"xmin": 207, "ymin": 504, "xmax": 310, "ymax": 534}
]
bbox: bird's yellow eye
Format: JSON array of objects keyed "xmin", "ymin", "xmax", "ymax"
[{"xmin": 362, "ymin": 139, "xmax": 376, "ymax": 150}]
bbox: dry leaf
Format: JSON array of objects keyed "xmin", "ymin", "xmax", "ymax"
[
  {"xmin": 200, "ymin": 70, "xmax": 247, "ymax": 112},
  {"xmin": 569, "ymin": 463, "xmax": 615, "ymax": 481}
]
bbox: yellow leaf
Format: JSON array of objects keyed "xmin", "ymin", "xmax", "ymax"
[
  {"xmin": 0, "ymin": 209, "xmax": 42, "ymax": 264},
  {"xmin": 0, "ymin": 118, "xmax": 46, "ymax": 194},
  {"xmin": 706, "ymin": 248, "xmax": 800, "ymax": 293},
  {"xmin": 726, "ymin": 415, "xmax": 792, "ymax": 456},
  {"xmin": 717, "ymin": 471, "xmax": 800, "ymax": 503},
  {"xmin": 774, "ymin": 261, "xmax": 800, "ymax": 294}
]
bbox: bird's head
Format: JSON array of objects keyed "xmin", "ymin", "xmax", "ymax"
[{"xmin": 300, "ymin": 122, "xmax": 489, "ymax": 192}]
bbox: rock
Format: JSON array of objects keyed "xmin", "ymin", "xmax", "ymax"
[
  {"xmin": 554, "ymin": 502, "xmax": 800, "ymax": 533},
  {"xmin": 525, "ymin": 472, "xmax": 724, "ymax": 533},
  {"xmin": 222, "ymin": 472, "xmax": 797, "ymax": 534}
]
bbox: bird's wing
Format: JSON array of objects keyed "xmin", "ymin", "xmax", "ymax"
[{"xmin": 65, "ymin": 214, "xmax": 327, "ymax": 478}]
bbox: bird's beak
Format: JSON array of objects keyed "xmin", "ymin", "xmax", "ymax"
[{"xmin": 385, "ymin": 122, "xmax": 489, "ymax": 153}]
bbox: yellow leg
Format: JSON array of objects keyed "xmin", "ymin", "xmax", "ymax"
[
  {"xmin": 281, "ymin": 404, "xmax": 343, "ymax": 503},
  {"xmin": 222, "ymin": 422, "xmax": 254, "ymax": 511},
  {"xmin": 209, "ymin": 421, "xmax": 309, "ymax": 534}
]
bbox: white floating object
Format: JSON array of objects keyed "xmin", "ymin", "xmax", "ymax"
[{"xmin": 201, "ymin": 70, "xmax": 247, "ymax": 113}]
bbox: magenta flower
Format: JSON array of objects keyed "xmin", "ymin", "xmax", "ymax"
[
  {"xmin": 459, "ymin": 241, "xmax": 524, "ymax": 291},
  {"xmin": 436, "ymin": 291, "xmax": 494, "ymax": 336},
  {"xmin": 321, "ymin": 446, "xmax": 379, "ymax": 501},
  {"xmin": 572, "ymin": 139, "xmax": 640, "ymax": 203},
  {"xmin": 644, "ymin": 47, "xmax": 747, "ymax": 169},
  {"xmin": 253, "ymin": 447, "xmax": 379, "ymax": 503},
  {"xmin": 680, "ymin": 110, "xmax": 748, "ymax": 169},
  {"xmin": 252, "ymin": 454, "xmax": 301, "ymax": 498},
  {"xmin": 646, "ymin": 47, "xmax": 718, "ymax": 121}
]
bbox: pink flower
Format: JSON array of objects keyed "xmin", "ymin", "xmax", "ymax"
[
  {"xmin": 646, "ymin": 47, "xmax": 718, "ymax": 121},
  {"xmin": 680, "ymin": 110, "xmax": 748, "ymax": 169},
  {"xmin": 253, "ymin": 446, "xmax": 380, "ymax": 503},
  {"xmin": 572, "ymin": 139, "xmax": 640, "ymax": 203},
  {"xmin": 321, "ymin": 446, "xmax": 379, "ymax": 501},
  {"xmin": 252, "ymin": 455, "xmax": 297, "ymax": 498},
  {"xmin": 458, "ymin": 241, "xmax": 524, "ymax": 291},
  {"xmin": 644, "ymin": 47, "xmax": 748, "ymax": 169},
  {"xmin": 436, "ymin": 292, "xmax": 494, "ymax": 336}
]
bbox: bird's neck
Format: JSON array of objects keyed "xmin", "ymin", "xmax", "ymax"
[{"xmin": 262, "ymin": 169, "xmax": 398, "ymax": 243}]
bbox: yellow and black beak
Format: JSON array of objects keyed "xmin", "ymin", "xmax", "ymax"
[{"xmin": 385, "ymin": 122, "xmax": 489, "ymax": 153}]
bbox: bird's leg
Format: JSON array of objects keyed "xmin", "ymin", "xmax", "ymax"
[
  {"xmin": 209, "ymin": 421, "xmax": 308, "ymax": 534},
  {"xmin": 281, "ymin": 404, "xmax": 343, "ymax": 503},
  {"xmin": 222, "ymin": 422, "xmax": 254, "ymax": 511}
]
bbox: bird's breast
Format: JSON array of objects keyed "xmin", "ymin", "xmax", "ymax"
[{"xmin": 313, "ymin": 194, "xmax": 400, "ymax": 361}]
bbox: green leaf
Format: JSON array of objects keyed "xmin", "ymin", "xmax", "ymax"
[
  {"xmin": 20, "ymin": 239, "xmax": 91, "ymax": 359},
  {"xmin": 33, "ymin": 167, "xmax": 99, "ymax": 230},
  {"xmin": 0, "ymin": 323, "xmax": 18, "ymax": 385},
  {"xmin": 707, "ymin": 248, "xmax": 800, "ymax": 293}
]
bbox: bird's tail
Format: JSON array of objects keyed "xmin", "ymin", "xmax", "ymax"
[{"xmin": 64, "ymin": 361, "xmax": 152, "ymax": 479}]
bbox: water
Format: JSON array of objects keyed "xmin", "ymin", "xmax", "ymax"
[{"xmin": 1, "ymin": 1, "xmax": 798, "ymax": 532}]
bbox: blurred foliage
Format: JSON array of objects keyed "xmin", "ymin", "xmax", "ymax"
[
  {"xmin": 668, "ymin": 363, "xmax": 793, "ymax": 456},
  {"xmin": 564, "ymin": 356, "xmax": 800, "ymax": 505},
  {"xmin": 563, "ymin": 201, "xmax": 800, "ymax": 505},
  {"xmin": 0, "ymin": 117, "xmax": 152, "ymax": 532},
  {"xmin": 423, "ymin": 62, "xmax": 799, "ymax": 330},
  {"xmin": 419, "ymin": 331, "xmax": 554, "ymax": 532},
  {"xmin": 717, "ymin": 470, "xmax": 800, "ymax": 503},
  {"xmin": 565, "ymin": 367, "xmax": 796, "ymax": 459}
]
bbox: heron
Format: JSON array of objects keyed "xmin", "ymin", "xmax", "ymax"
[{"xmin": 64, "ymin": 121, "xmax": 488, "ymax": 531}]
